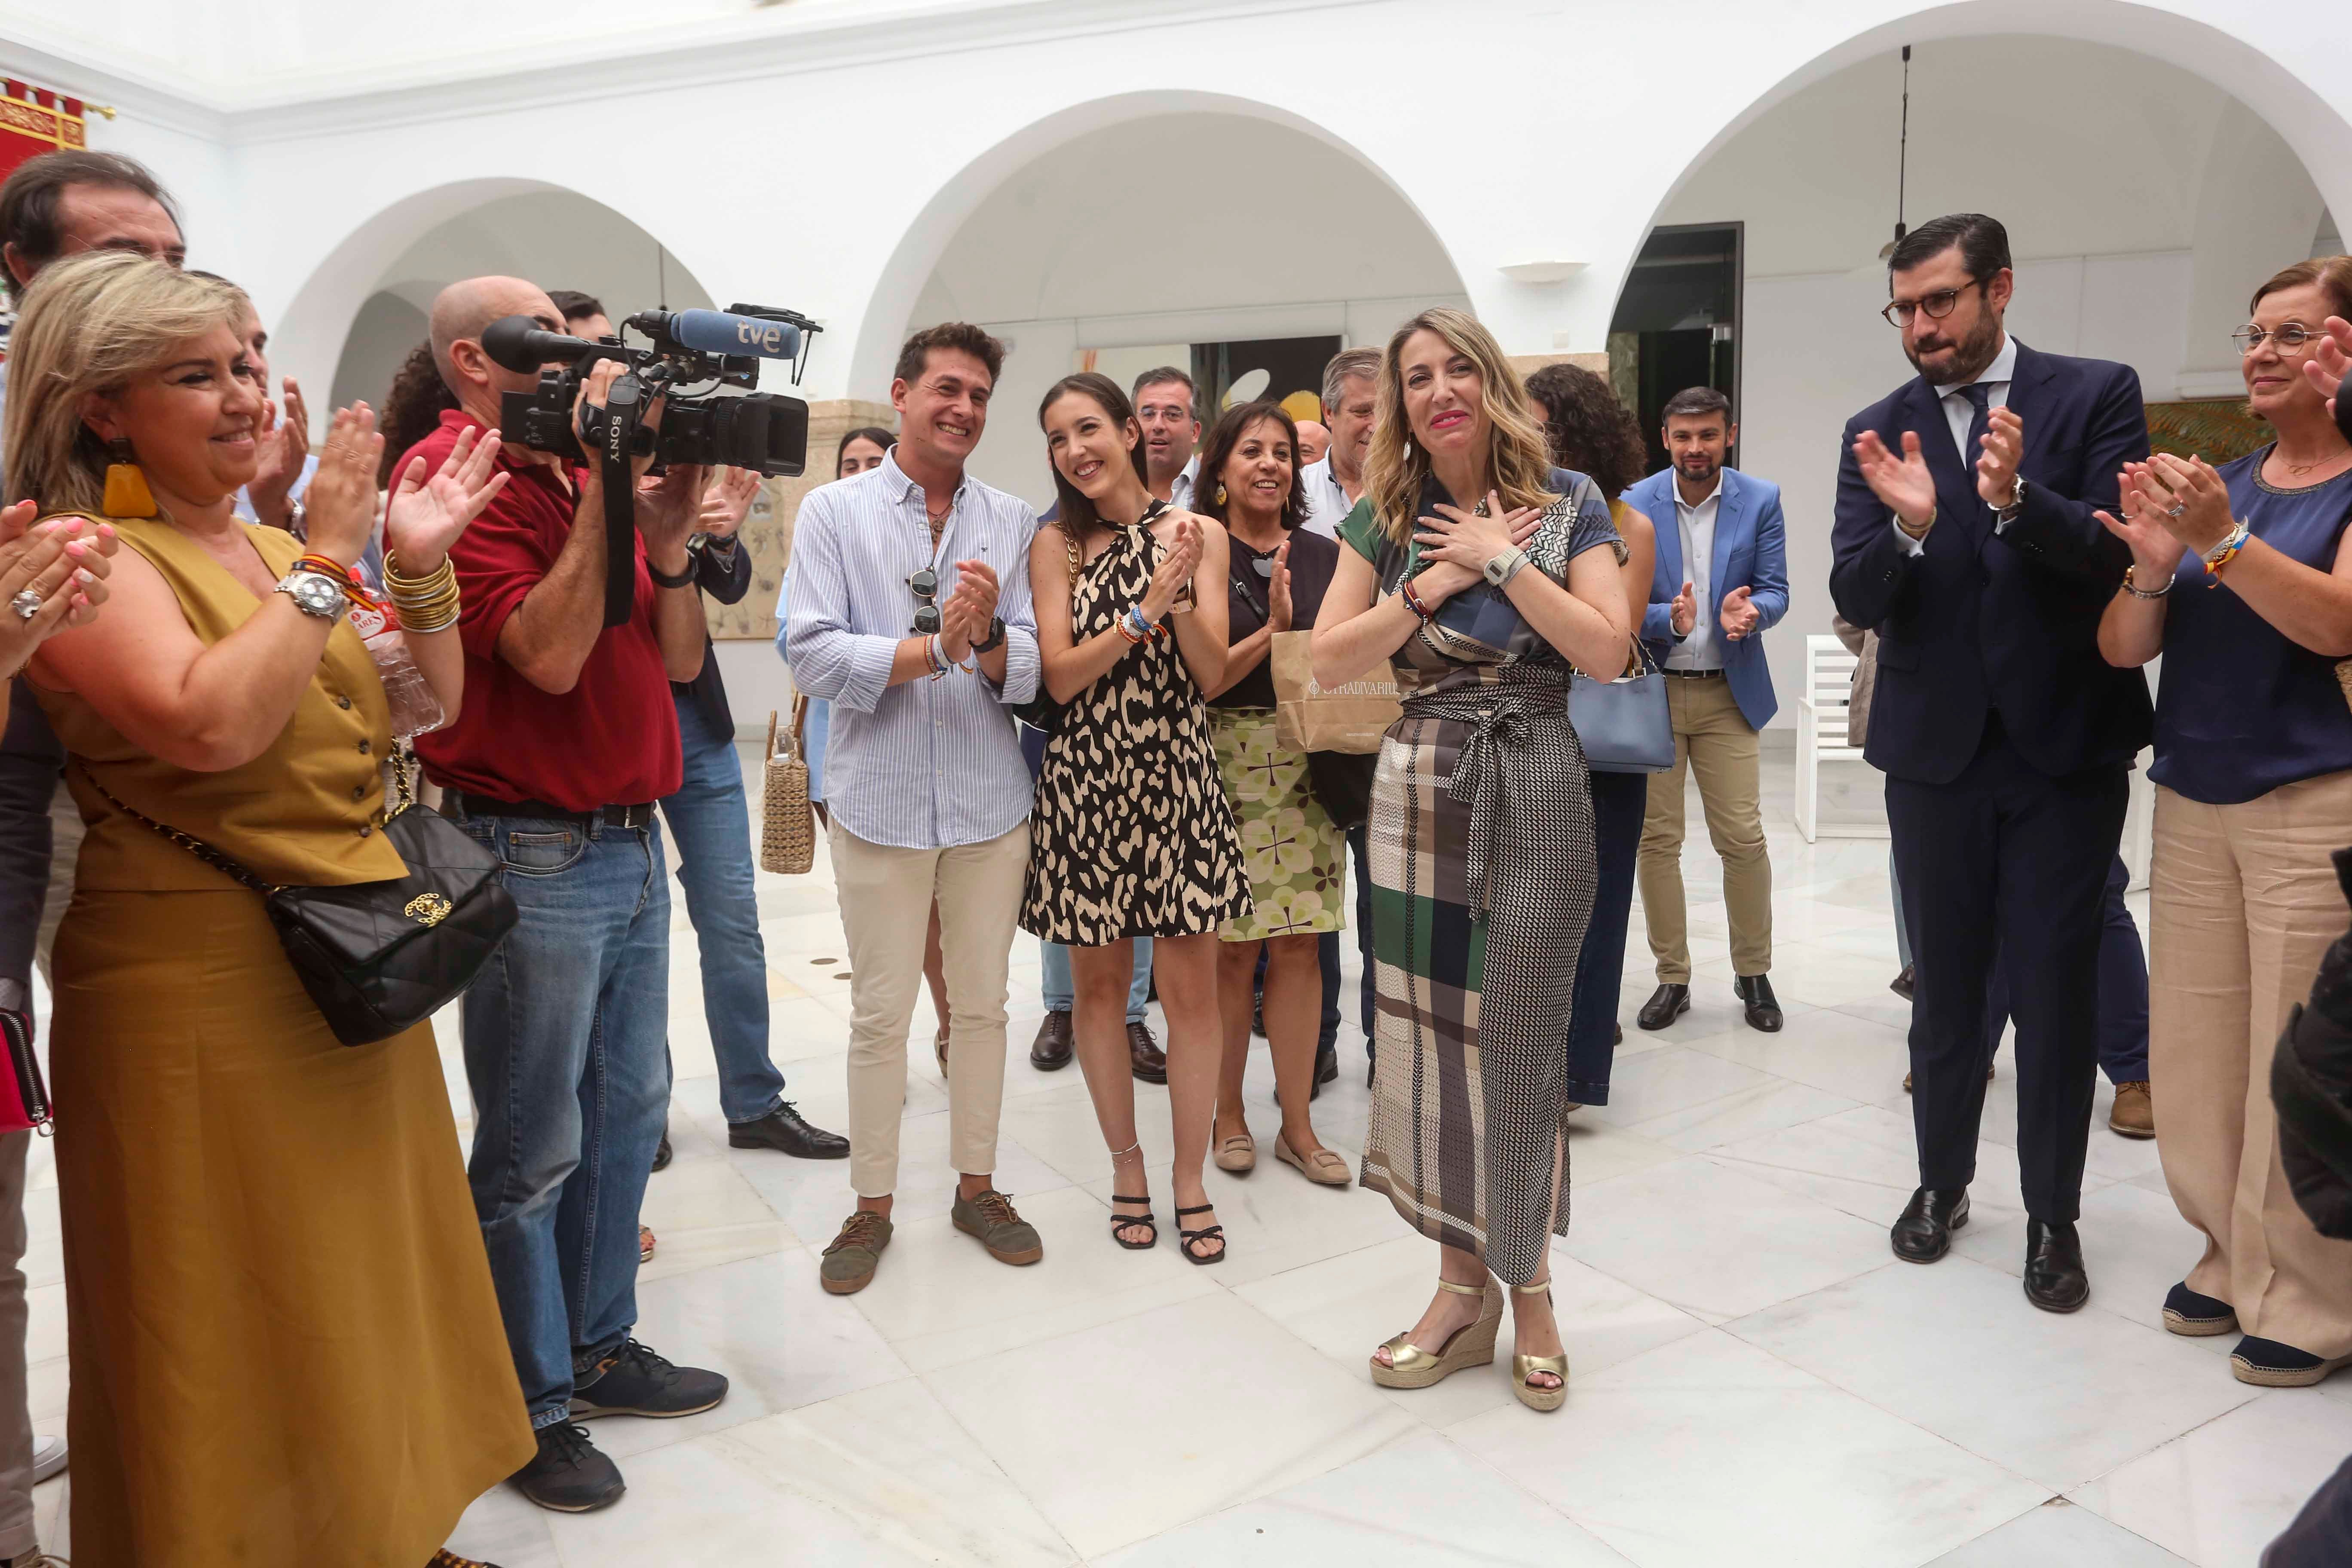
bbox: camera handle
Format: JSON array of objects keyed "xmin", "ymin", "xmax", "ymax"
[{"xmin": 578, "ymin": 373, "xmax": 649, "ymax": 628}]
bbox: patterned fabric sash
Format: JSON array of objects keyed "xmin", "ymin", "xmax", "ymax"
[{"xmin": 1403, "ymin": 665, "xmax": 1576, "ymax": 922}]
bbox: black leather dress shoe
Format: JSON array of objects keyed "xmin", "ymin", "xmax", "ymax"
[
  {"xmin": 1637, "ymin": 984, "xmax": 1690, "ymax": 1031},
  {"xmin": 650, "ymin": 1124, "xmax": 672, "ymax": 1173},
  {"xmin": 1890, "ymin": 1187, "xmax": 1969, "ymax": 1262},
  {"xmin": 1030, "ymin": 1010, "xmax": 1073, "ymax": 1071},
  {"xmin": 1128, "ymin": 1020, "xmax": 1168, "ymax": 1084},
  {"xmin": 2023, "ymin": 1218, "xmax": 2089, "ymax": 1313},
  {"xmin": 1734, "ymin": 974, "xmax": 1783, "ymax": 1032},
  {"xmin": 1890, "ymin": 963, "xmax": 1915, "ymax": 1001},
  {"xmin": 1315, "ymin": 1040, "xmax": 1338, "ymax": 1086},
  {"xmin": 729, "ymin": 1102, "xmax": 849, "ymax": 1160}
]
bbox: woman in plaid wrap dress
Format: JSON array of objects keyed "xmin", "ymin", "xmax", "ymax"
[{"xmin": 1311, "ymin": 309, "xmax": 1631, "ymax": 1411}]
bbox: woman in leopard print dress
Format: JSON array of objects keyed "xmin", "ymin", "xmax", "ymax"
[{"xmin": 1023, "ymin": 372, "xmax": 1247, "ymax": 1265}]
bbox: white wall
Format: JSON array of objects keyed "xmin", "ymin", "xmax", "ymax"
[{"xmin": 1652, "ymin": 33, "xmax": 2324, "ymax": 728}]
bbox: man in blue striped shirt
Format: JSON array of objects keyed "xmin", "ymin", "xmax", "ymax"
[{"xmin": 785, "ymin": 322, "xmax": 1046, "ymax": 1295}]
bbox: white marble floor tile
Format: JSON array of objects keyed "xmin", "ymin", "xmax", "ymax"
[
  {"xmin": 1681, "ymin": 1003, "xmax": 1914, "ymax": 1105},
  {"xmin": 1234, "ymin": 1234, "xmax": 1708, "ymax": 1426},
  {"xmin": 1924, "ymin": 1498, "xmax": 2190, "ymax": 1566},
  {"xmin": 1557, "ymin": 1155, "xmax": 1894, "ymax": 1323},
  {"xmin": 1709, "ymin": 1106, "xmax": 2032, "ymax": 1228},
  {"xmin": 721, "ymin": 1103, "xmax": 1071, "ymax": 1243},
  {"xmin": 1449, "ymin": 1329, "xmax": 2050, "ymax": 1568},
  {"xmin": 1729, "ymin": 1253, "xmax": 2258, "ymax": 1492},
  {"xmin": 838, "ymin": 1183, "xmax": 1222, "ymax": 1372},
  {"xmin": 1075, "ymin": 1153, "xmax": 1406, "ymax": 1287},
  {"xmin": 634, "ymin": 1150, "xmax": 795, "ymax": 1284},
  {"xmin": 1623, "ymin": 1075, "xmax": 1858, "ymax": 1153},
  {"xmin": 444, "ymin": 1482, "xmax": 564, "ymax": 1568},
  {"xmin": 587, "ymin": 1249, "xmax": 911, "ymax": 1461},
  {"xmin": 922, "ymin": 1290, "xmax": 1420, "ymax": 1559},
  {"xmin": 1580, "ymin": 1045, "xmax": 1775, "ymax": 1130},
  {"xmin": 2070, "ymin": 1390, "xmax": 2352, "ymax": 1568},
  {"xmin": 1096, "ymin": 1430, "xmax": 1634, "ymax": 1567},
  {"xmin": 1562, "ymin": 1114, "xmax": 1686, "ymax": 1188}
]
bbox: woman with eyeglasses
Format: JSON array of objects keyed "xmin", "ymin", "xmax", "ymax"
[
  {"xmin": 2095, "ymin": 254, "xmax": 2352, "ymax": 1388},
  {"xmin": 1024, "ymin": 372, "xmax": 1245, "ymax": 1263},
  {"xmin": 1313, "ymin": 309, "xmax": 1630, "ymax": 1411},
  {"xmin": 1191, "ymin": 400, "xmax": 1350, "ymax": 1185}
]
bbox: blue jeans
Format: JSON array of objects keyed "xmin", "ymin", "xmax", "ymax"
[
  {"xmin": 457, "ymin": 810, "xmax": 673, "ymax": 1429},
  {"xmin": 662, "ymin": 693, "xmax": 786, "ymax": 1124},
  {"xmin": 1042, "ymin": 937, "xmax": 1150, "ymax": 1022},
  {"xmin": 1566, "ymin": 767, "xmax": 1647, "ymax": 1106}
]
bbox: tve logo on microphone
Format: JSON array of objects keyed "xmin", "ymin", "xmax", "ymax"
[{"xmin": 736, "ymin": 318, "xmax": 789, "ymax": 353}]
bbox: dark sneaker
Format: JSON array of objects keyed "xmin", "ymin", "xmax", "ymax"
[
  {"xmin": 952, "ymin": 1187, "xmax": 1044, "ymax": 1265},
  {"xmin": 2162, "ymin": 1281, "xmax": 2237, "ymax": 1337},
  {"xmin": 2231, "ymin": 1335, "xmax": 2352, "ymax": 1387},
  {"xmin": 570, "ymin": 1338, "xmax": 728, "ymax": 1419},
  {"xmin": 821, "ymin": 1210, "xmax": 893, "ymax": 1294},
  {"xmin": 651, "ymin": 1124, "xmax": 672, "ymax": 1172},
  {"xmin": 511, "ymin": 1421, "xmax": 623, "ymax": 1513}
]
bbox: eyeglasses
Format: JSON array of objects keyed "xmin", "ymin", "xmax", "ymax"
[
  {"xmin": 908, "ymin": 567, "xmax": 941, "ymax": 635},
  {"xmin": 1880, "ymin": 279, "xmax": 1983, "ymax": 328},
  {"xmin": 2232, "ymin": 323, "xmax": 2328, "ymax": 355}
]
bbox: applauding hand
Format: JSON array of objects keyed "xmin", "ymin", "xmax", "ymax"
[
  {"xmin": 1719, "ymin": 585, "xmax": 1759, "ymax": 641},
  {"xmin": 2306, "ymin": 315, "xmax": 2352, "ymax": 419},
  {"xmin": 1975, "ymin": 406, "xmax": 2024, "ymax": 508},
  {"xmin": 1669, "ymin": 578, "xmax": 1696, "ymax": 636},
  {"xmin": 1141, "ymin": 513, "xmax": 1201, "ymax": 621},
  {"xmin": 1853, "ymin": 429, "xmax": 1937, "ymax": 534},
  {"xmin": 0, "ymin": 502, "xmax": 116, "ymax": 678},
  {"xmin": 384, "ymin": 423, "xmax": 511, "ymax": 572}
]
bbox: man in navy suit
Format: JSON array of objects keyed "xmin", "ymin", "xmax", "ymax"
[
  {"xmin": 1624, "ymin": 387, "xmax": 1789, "ymax": 1035},
  {"xmin": 1830, "ymin": 213, "xmax": 2152, "ymax": 1313}
]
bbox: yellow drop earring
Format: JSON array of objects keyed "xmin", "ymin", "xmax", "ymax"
[{"xmin": 101, "ymin": 439, "xmax": 158, "ymax": 518}]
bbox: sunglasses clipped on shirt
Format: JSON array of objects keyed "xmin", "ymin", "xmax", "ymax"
[{"xmin": 909, "ymin": 567, "xmax": 941, "ymax": 635}]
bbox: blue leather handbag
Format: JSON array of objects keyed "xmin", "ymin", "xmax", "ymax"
[{"xmin": 1569, "ymin": 640, "xmax": 1674, "ymax": 774}]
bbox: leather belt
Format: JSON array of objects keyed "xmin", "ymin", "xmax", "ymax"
[
  {"xmin": 1661, "ymin": 668, "xmax": 1726, "ymax": 679},
  {"xmin": 451, "ymin": 792, "xmax": 656, "ymax": 830}
]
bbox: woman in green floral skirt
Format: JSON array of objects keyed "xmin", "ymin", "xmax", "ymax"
[{"xmin": 1196, "ymin": 401, "xmax": 1353, "ymax": 1185}]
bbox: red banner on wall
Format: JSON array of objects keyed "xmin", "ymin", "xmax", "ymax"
[{"xmin": 0, "ymin": 80, "xmax": 89, "ymax": 184}]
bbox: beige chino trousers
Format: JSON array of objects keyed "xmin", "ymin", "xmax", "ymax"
[
  {"xmin": 2151, "ymin": 773, "xmax": 2352, "ymax": 1357},
  {"xmin": 830, "ymin": 820, "xmax": 1030, "ymax": 1199},
  {"xmin": 1638, "ymin": 673, "xmax": 1773, "ymax": 983}
]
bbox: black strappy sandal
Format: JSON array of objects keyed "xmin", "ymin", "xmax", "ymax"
[
  {"xmin": 1176, "ymin": 1203, "xmax": 1226, "ymax": 1266},
  {"xmin": 1109, "ymin": 1194, "xmax": 1158, "ymax": 1250}
]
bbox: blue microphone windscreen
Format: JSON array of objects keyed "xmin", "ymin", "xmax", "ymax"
[{"xmin": 668, "ymin": 309, "xmax": 802, "ymax": 361}]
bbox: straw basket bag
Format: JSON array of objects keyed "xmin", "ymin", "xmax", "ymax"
[{"xmin": 760, "ymin": 698, "xmax": 815, "ymax": 875}]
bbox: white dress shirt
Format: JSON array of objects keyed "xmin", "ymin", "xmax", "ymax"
[
  {"xmin": 1298, "ymin": 455, "xmax": 1360, "ymax": 539},
  {"xmin": 783, "ymin": 450, "xmax": 1042, "ymax": 850},
  {"xmin": 1666, "ymin": 476, "xmax": 1725, "ymax": 671},
  {"xmin": 1894, "ymin": 333, "xmax": 2016, "ymax": 556}
]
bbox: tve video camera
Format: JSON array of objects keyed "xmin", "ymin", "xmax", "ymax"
[{"xmin": 481, "ymin": 304, "xmax": 823, "ymax": 625}]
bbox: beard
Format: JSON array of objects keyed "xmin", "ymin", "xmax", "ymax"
[
  {"xmin": 1677, "ymin": 453, "xmax": 1721, "ymax": 487},
  {"xmin": 1905, "ymin": 309, "xmax": 2004, "ymax": 383}
]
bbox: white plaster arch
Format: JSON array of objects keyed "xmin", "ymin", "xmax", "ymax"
[
  {"xmin": 271, "ymin": 177, "xmax": 723, "ymax": 430},
  {"xmin": 1607, "ymin": 0, "xmax": 2352, "ymax": 325},
  {"xmin": 840, "ymin": 88, "xmax": 1471, "ymax": 400}
]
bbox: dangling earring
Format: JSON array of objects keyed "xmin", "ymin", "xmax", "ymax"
[
  {"xmin": 1215, "ymin": 482, "xmax": 1228, "ymax": 505},
  {"xmin": 101, "ymin": 438, "xmax": 157, "ymax": 518}
]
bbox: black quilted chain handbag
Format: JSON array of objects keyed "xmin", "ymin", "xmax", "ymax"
[{"xmin": 79, "ymin": 747, "xmax": 517, "ymax": 1046}]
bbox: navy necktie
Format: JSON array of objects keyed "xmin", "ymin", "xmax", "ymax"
[{"xmin": 1960, "ymin": 383, "xmax": 1994, "ymax": 486}]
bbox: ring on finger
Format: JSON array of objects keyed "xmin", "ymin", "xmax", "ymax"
[
  {"xmin": 10, "ymin": 591, "xmax": 41, "ymax": 622},
  {"xmin": 2165, "ymin": 502, "xmax": 2187, "ymax": 518}
]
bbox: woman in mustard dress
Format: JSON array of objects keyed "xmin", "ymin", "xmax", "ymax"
[{"xmin": 4, "ymin": 253, "xmax": 528, "ymax": 1565}]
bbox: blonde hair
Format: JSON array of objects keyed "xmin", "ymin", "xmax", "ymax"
[
  {"xmin": 1363, "ymin": 306, "xmax": 1558, "ymax": 545},
  {"xmin": 2, "ymin": 250, "xmax": 245, "ymax": 518}
]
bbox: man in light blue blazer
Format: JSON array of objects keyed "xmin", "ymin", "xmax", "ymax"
[{"xmin": 1622, "ymin": 386, "xmax": 1789, "ymax": 1035}]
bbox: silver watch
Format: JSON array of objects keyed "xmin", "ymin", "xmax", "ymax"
[
  {"xmin": 1483, "ymin": 545, "xmax": 1531, "ymax": 588},
  {"xmin": 274, "ymin": 570, "xmax": 347, "ymax": 620},
  {"xmin": 1995, "ymin": 472, "xmax": 2026, "ymax": 522}
]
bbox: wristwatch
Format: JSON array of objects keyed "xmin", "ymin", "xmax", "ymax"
[
  {"xmin": 274, "ymin": 569, "xmax": 348, "ymax": 620},
  {"xmin": 971, "ymin": 614, "xmax": 1007, "ymax": 654},
  {"xmin": 647, "ymin": 555, "xmax": 698, "ymax": 590},
  {"xmin": 1994, "ymin": 473, "xmax": 2027, "ymax": 524},
  {"xmin": 1483, "ymin": 545, "xmax": 1531, "ymax": 588}
]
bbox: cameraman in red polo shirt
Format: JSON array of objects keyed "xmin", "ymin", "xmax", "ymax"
[{"xmin": 408, "ymin": 275, "xmax": 726, "ymax": 1514}]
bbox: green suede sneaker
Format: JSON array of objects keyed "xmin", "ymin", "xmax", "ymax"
[
  {"xmin": 952, "ymin": 1187, "xmax": 1043, "ymax": 1266},
  {"xmin": 820, "ymin": 1210, "xmax": 893, "ymax": 1295}
]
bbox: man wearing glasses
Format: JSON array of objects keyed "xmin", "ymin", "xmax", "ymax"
[
  {"xmin": 785, "ymin": 322, "xmax": 1047, "ymax": 1296},
  {"xmin": 1830, "ymin": 213, "xmax": 2153, "ymax": 1315}
]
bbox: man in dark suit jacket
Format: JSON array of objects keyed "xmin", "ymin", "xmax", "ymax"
[{"xmin": 1829, "ymin": 213, "xmax": 2152, "ymax": 1313}]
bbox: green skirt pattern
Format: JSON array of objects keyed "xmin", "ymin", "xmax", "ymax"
[{"xmin": 1209, "ymin": 706, "xmax": 1347, "ymax": 942}]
